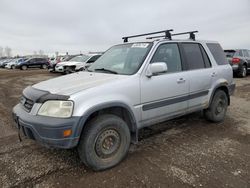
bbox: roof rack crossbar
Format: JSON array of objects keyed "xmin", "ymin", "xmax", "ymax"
[
  {"xmin": 146, "ymin": 30, "xmax": 199, "ymax": 40},
  {"xmin": 122, "ymin": 29, "xmax": 173, "ymax": 43},
  {"xmin": 172, "ymin": 31, "xmax": 198, "ymax": 40}
]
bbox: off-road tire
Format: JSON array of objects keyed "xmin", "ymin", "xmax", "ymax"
[
  {"xmin": 238, "ymin": 65, "xmax": 247, "ymax": 78},
  {"xmin": 77, "ymin": 114, "xmax": 131, "ymax": 171},
  {"xmin": 204, "ymin": 90, "xmax": 228, "ymax": 122}
]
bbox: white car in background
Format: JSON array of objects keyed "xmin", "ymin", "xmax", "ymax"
[
  {"xmin": 5, "ymin": 59, "xmax": 17, "ymax": 69},
  {"xmin": 55, "ymin": 54, "xmax": 101, "ymax": 74},
  {"xmin": 5, "ymin": 58, "xmax": 27, "ymax": 69}
]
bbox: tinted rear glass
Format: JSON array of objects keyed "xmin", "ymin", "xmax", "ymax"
[
  {"xmin": 182, "ymin": 43, "xmax": 205, "ymax": 70},
  {"xmin": 207, "ymin": 43, "xmax": 228, "ymax": 65}
]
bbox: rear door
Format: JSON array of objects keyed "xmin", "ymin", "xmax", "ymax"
[
  {"xmin": 27, "ymin": 58, "xmax": 36, "ymax": 67},
  {"xmin": 180, "ymin": 43, "xmax": 213, "ymax": 112}
]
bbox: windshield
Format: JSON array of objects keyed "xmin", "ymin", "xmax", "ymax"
[
  {"xmin": 88, "ymin": 43, "xmax": 152, "ymax": 75},
  {"xmin": 69, "ymin": 55, "xmax": 89, "ymax": 62},
  {"xmin": 224, "ymin": 50, "xmax": 240, "ymax": 58}
]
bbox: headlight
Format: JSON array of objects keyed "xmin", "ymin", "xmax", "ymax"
[{"xmin": 38, "ymin": 100, "xmax": 73, "ymax": 118}]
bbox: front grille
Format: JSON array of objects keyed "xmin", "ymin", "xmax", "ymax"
[{"xmin": 20, "ymin": 96, "xmax": 34, "ymax": 112}]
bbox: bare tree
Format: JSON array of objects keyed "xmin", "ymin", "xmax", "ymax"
[
  {"xmin": 0, "ymin": 46, "xmax": 3, "ymax": 57},
  {"xmin": 33, "ymin": 51, "xmax": 37, "ymax": 56},
  {"xmin": 5, "ymin": 46, "xmax": 12, "ymax": 57},
  {"xmin": 39, "ymin": 50, "xmax": 44, "ymax": 56}
]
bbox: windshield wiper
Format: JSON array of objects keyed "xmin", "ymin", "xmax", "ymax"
[{"xmin": 94, "ymin": 68, "xmax": 118, "ymax": 74}]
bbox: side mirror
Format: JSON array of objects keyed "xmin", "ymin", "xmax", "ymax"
[{"xmin": 146, "ymin": 62, "xmax": 168, "ymax": 77}]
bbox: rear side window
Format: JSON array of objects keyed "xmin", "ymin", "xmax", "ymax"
[
  {"xmin": 243, "ymin": 50, "xmax": 249, "ymax": 57},
  {"xmin": 181, "ymin": 43, "xmax": 205, "ymax": 70},
  {"xmin": 207, "ymin": 43, "xmax": 228, "ymax": 65}
]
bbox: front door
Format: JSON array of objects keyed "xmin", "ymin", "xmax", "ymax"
[{"xmin": 140, "ymin": 43, "xmax": 189, "ymax": 126}]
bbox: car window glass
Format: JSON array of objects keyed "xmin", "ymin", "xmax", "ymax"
[
  {"xmin": 243, "ymin": 50, "xmax": 249, "ymax": 57},
  {"xmin": 151, "ymin": 43, "xmax": 182, "ymax": 73},
  {"xmin": 87, "ymin": 55, "xmax": 101, "ymax": 63},
  {"xmin": 182, "ymin": 43, "xmax": 205, "ymax": 70},
  {"xmin": 207, "ymin": 43, "xmax": 228, "ymax": 65},
  {"xmin": 199, "ymin": 45, "xmax": 211, "ymax": 68}
]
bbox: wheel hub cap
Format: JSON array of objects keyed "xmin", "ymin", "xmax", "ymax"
[{"xmin": 95, "ymin": 129, "xmax": 121, "ymax": 158}]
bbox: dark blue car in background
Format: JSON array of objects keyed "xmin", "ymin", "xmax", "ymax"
[{"xmin": 15, "ymin": 57, "xmax": 49, "ymax": 70}]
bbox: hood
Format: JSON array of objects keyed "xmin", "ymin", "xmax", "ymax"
[
  {"xmin": 57, "ymin": 61, "xmax": 84, "ymax": 66},
  {"xmin": 32, "ymin": 71, "xmax": 127, "ymax": 95}
]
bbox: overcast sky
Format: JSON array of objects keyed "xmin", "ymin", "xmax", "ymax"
[{"xmin": 0, "ymin": 0, "xmax": 249, "ymax": 56}]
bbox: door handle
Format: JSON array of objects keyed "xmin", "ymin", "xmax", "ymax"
[
  {"xmin": 211, "ymin": 72, "xmax": 217, "ymax": 77},
  {"xmin": 177, "ymin": 78, "xmax": 186, "ymax": 84}
]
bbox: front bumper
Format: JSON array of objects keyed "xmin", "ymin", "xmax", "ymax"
[
  {"xmin": 55, "ymin": 65, "xmax": 64, "ymax": 72},
  {"xmin": 13, "ymin": 104, "xmax": 81, "ymax": 149}
]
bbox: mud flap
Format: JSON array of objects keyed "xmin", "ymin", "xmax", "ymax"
[{"xmin": 17, "ymin": 121, "xmax": 26, "ymax": 142}]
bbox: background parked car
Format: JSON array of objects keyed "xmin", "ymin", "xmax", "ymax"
[
  {"xmin": 0, "ymin": 59, "xmax": 13, "ymax": 68},
  {"xmin": 224, "ymin": 49, "xmax": 250, "ymax": 77},
  {"xmin": 48, "ymin": 55, "xmax": 77, "ymax": 72},
  {"xmin": 5, "ymin": 58, "xmax": 17, "ymax": 69},
  {"xmin": 5, "ymin": 58, "xmax": 27, "ymax": 69},
  {"xmin": 55, "ymin": 54, "xmax": 102, "ymax": 74},
  {"xmin": 15, "ymin": 57, "xmax": 49, "ymax": 70}
]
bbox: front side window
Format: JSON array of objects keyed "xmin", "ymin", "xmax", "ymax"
[
  {"xmin": 88, "ymin": 43, "xmax": 152, "ymax": 75},
  {"xmin": 151, "ymin": 43, "xmax": 182, "ymax": 73},
  {"xmin": 182, "ymin": 43, "xmax": 205, "ymax": 70},
  {"xmin": 87, "ymin": 55, "xmax": 101, "ymax": 63}
]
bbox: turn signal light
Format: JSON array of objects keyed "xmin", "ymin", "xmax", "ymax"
[{"xmin": 63, "ymin": 129, "xmax": 72, "ymax": 137}]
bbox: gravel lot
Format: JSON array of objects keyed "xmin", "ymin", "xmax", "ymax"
[{"xmin": 0, "ymin": 69, "xmax": 249, "ymax": 188}]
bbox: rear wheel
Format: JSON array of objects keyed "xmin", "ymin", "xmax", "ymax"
[
  {"xmin": 204, "ymin": 90, "xmax": 228, "ymax": 122},
  {"xmin": 78, "ymin": 114, "xmax": 131, "ymax": 171},
  {"xmin": 238, "ymin": 65, "xmax": 247, "ymax": 78},
  {"xmin": 42, "ymin": 64, "xmax": 48, "ymax": 69},
  {"xmin": 21, "ymin": 65, "xmax": 27, "ymax": 70},
  {"xmin": 11, "ymin": 65, "xmax": 15, "ymax": 69}
]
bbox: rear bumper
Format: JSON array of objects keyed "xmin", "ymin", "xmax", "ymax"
[{"xmin": 13, "ymin": 104, "xmax": 81, "ymax": 149}]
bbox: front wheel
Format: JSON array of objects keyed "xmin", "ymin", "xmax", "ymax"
[
  {"xmin": 204, "ymin": 90, "xmax": 228, "ymax": 122},
  {"xmin": 78, "ymin": 114, "xmax": 131, "ymax": 171}
]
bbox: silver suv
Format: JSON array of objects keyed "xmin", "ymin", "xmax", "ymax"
[{"xmin": 13, "ymin": 30, "xmax": 235, "ymax": 171}]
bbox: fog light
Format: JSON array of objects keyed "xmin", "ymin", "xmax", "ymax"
[{"xmin": 63, "ymin": 129, "xmax": 72, "ymax": 137}]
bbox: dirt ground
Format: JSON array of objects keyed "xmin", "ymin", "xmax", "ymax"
[{"xmin": 0, "ymin": 69, "xmax": 249, "ymax": 188}]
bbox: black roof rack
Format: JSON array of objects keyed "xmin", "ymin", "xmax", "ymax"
[
  {"xmin": 122, "ymin": 29, "xmax": 173, "ymax": 43},
  {"xmin": 146, "ymin": 30, "xmax": 199, "ymax": 40}
]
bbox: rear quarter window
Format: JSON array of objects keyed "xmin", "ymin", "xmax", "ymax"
[{"xmin": 207, "ymin": 43, "xmax": 228, "ymax": 65}]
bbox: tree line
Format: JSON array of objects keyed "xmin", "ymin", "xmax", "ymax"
[{"xmin": 0, "ymin": 46, "xmax": 12, "ymax": 57}]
